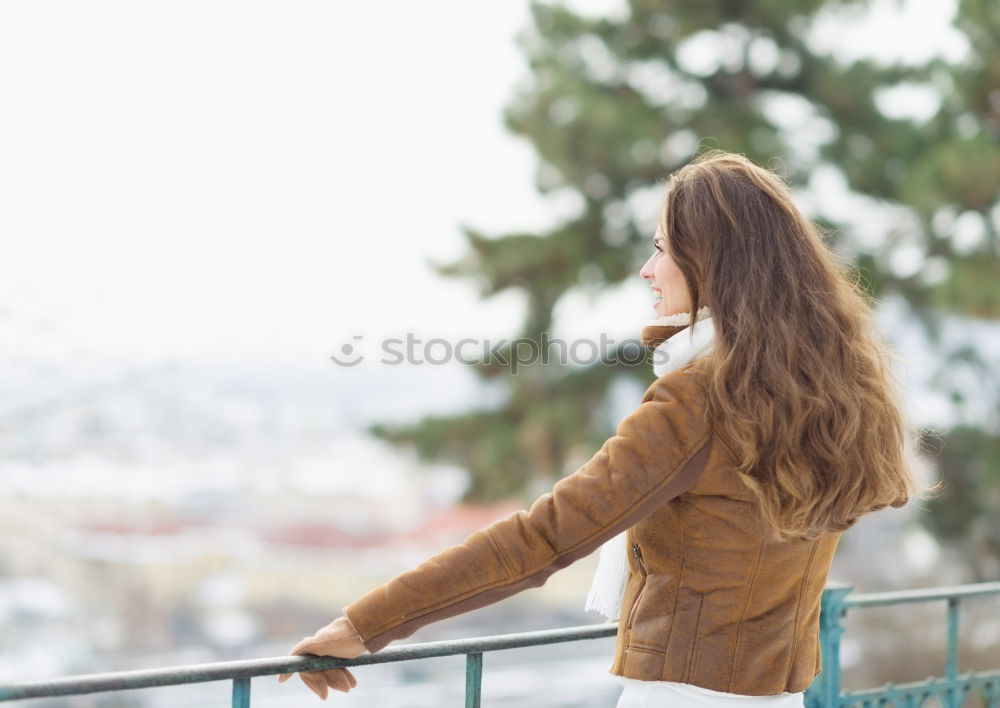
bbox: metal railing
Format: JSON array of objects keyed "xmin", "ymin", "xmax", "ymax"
[
  {"xmin": 1, "ymin": 582, "xmax": 999, "ymax": 707},
  {"xmin": 0, "ymin": 624, "xmax": 617, "ymax": 707},
  {"xmin": 805, "ymin": 582, "xmax": 1000, "ymax": 708}
]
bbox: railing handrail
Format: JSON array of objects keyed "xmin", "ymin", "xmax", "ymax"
[
  {"xmin": 843, "ymin": 580, "xmax": 1000, "ymax": 607},
  {"xmin": 0, "ymin": 623, "xmax": 618, "ymax": 701}
]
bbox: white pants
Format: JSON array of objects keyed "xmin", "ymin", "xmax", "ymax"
[{"xmin": 615, "ymin": 677, "xmax": 806, "ymax": 708}]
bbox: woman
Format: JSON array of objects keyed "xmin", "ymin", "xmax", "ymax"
[{"xmin": 278, "ymin": 150, "xmax": 934, "ymax": 705}]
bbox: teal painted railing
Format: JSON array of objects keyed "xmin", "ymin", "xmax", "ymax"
[
  {"xmin": 1, "ymin": 582, "xmax": 998, "ymax": 707},
  {"xmin": 804, "ymin": 581, "xmax": 1000, "ymax": 708}
]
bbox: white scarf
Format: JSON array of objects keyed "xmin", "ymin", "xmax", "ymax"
[{"xmin": 584, "ymin": 307, "xmax": 714, "ymax": 621}]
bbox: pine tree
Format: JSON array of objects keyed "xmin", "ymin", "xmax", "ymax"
[{"xmin": 369, "ymin": 0, "xmax": 1000, "ymax": 576}]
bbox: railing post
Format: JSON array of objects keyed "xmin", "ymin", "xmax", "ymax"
[
  {"xmin": 815, "ymin": 583, "xmax": 852, "ymax": 708},
  {"xmin": 945, "ymin": 597, "xmax": 960, "ymax": 708},
  {"xmin": 231, "ymin": 677, "xmax": 251, "ymax": 708},
  {"xmin": 465, "ymin": 652, "xmax": 483, "ymax": 708}
]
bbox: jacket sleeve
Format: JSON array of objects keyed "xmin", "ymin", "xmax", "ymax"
[{"xmin": 342, "ymin": 368, "xmax": 713, "ymax": 653}]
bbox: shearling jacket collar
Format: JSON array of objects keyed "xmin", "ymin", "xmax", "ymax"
[{"xmin": 640, "ymin": 306, "xmax": 711, "ymax": 348}]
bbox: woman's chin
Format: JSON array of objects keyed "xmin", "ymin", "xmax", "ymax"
[{"xmin": 654, "ymin": 303, "xmax": 688, "ymax": 318}]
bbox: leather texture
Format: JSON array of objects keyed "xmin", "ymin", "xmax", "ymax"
[{"xmin": 343, "ymin": 325, "xmax": 843, "ymax": 696}]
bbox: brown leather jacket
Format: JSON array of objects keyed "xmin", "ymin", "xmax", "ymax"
[{"xmin": 343, "ymin": 324, "xmax": 843, "ymax": 696}]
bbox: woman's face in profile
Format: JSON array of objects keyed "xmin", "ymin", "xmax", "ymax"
[{"xmin": 640, "ymin": 227, "xmax": 692, "ymax": 317}]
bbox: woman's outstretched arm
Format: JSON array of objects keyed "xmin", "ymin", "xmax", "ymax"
[{"xmin": 280, "ymin": 367, "xmax": 712, "ymax": 699}]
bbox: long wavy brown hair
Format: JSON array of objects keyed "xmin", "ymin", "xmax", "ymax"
[{"xmin": 662, "ymin": 149, "xmax": 939, "ymax": 542}]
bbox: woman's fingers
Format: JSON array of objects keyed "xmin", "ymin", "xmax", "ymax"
[
  {"xmin": 322, "ymin": 667, "xmax": 356, "ymax": 693},
  {"xmin": 278, "ymin": 659, "xmax": 356, "ymax": 694},
  {"xmin": 276, "ymin": 669, "xmax": 355, "ymax": 697},
  {"xmin": 288, "ymin": 635, "xmax": 318, "ymax": 656},
  {"xmin": 299, "ymin": 671, "xmax": 329, "ymax": 700}
]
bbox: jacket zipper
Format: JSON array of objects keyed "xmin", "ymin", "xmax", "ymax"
[{"xmin": 625, "ymin": 542, "xmax": 648, "ymax": 629}]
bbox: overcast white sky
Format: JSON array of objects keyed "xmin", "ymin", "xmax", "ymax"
[
  {"xmin": 0, "ymin": 0, "xmax": 966, "ymax": 375},
  {"xmin": 0, "ymin": 1, "xmax": 549, "ymax": 371}
]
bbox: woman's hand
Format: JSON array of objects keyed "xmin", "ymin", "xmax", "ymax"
[{"xmin": 278, "ymin": 615, "xmax": 367, "ymax": 699}]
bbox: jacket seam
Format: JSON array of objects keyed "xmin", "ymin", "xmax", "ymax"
[
  {"xmin": 486, "ymin": 527, "xmax": 517, "ymax": 579},
  {"xmin": 363, "ymin": 434, "xmax": 713, "ymax": 641},
  {"xmin": 727, "ymin": 536, "xmax": 765, "ymax": 692},
  {"xmin": 684, "ymin": 592, "xmax": 705, "ymax": 682},
  {"xmin": 630, "ymin": 640, "xmax": 666, "ymax": 653},
  {"xmin": 783, "ymin": 536, "xmax": 821, "ymax": 687},
  {"xmin": 660, "ymin": 495, "xmax": 688, "ymax": 678},
  {"xmin": 625, "ymin": 645, "xmax": 665, "ymax": 656}
]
